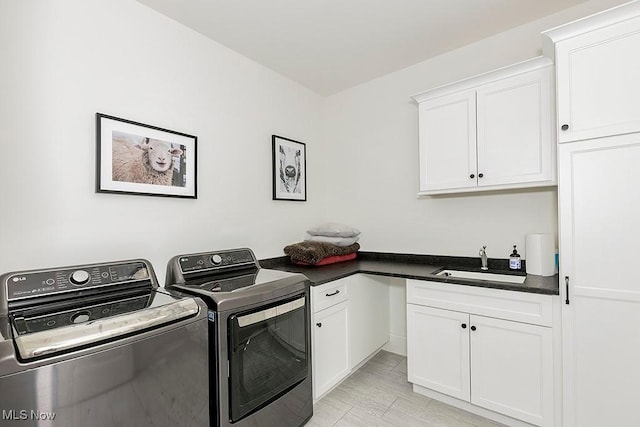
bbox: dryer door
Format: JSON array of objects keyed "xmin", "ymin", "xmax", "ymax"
[{"xmin": 227, "ymin": 293, "xmax": 309, "ymax": 422}]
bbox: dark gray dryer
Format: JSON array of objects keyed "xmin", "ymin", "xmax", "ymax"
[
  {"xmin": 0, "ymin": 259, "xmax": 209, "ymax": 427},
  {"xmin": 165, "ymin": 248, "xmax": 313, "ymax": 427}
]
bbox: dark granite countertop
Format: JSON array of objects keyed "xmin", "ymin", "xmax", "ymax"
[{"xmin": 261, "ymin": 251, "xmax": 559, "ymax": 295}]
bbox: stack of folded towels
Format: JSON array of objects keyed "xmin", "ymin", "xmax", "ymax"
[{"xmin": 284, "ymin": 223, "xmax": 361, "ymax": 266}]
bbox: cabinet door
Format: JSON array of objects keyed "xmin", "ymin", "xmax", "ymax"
[
  {"xmin": 556, "ymin": 15, "xmax": 640, "ymax": 142},
  {"xmin": 476, "ymin": 67, "xmax": 554, "ymax": 187},
  {"xmin": 348, "ymin": 274, "xmax": 389, "ymax": 369},
  {"xmin": 469, "ymin": 315, "xmax": 553, "ymax": 426},
  {"xmin": 418, "ymin": 90, "xmax": 477, "ymax": 193},
  {"xmin": 559, "ymin": 135, "xmax": 640, "ymax": 427},
  {"xmin": 312, "ymin": 301, "xmax": 350, "ymax": 399},
  {"xmin": 407, "ymin": 304, "xmax": 470, "ymax": 401}
]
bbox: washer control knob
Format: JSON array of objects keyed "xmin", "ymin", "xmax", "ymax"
[
  {"xmin": 211, "ymin": 254, "xmax": 223, "ymax": 265},
  {"xmin": 70, "ymin": 270, "xmax": 90, "ymax": 285}
]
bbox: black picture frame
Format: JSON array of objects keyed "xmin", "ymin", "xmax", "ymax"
[
  {"xmin": 272, "ymin": 135, "xmax": 307, "ymax": 201},
  {"xmin": 96, "ymin": 113, "xmax": 197, "ymax": 199}
]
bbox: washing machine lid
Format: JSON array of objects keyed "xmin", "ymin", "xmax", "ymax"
[
  {"xmin": 0, "ymin": 258, "xmax": 202, "ymax": 360},
  {"xmin": 11, "ymin": 290, "xmax": 200, "ymax": 360}
]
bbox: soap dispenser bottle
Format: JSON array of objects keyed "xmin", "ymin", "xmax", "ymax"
[{"xmin": 509, "ymin": 245, "xmax": 521, "ymax": 270}]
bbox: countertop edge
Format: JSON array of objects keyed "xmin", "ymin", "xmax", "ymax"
[{"xmin": 261, "ymin": 253, "xmax": 559, "ymax": 296}]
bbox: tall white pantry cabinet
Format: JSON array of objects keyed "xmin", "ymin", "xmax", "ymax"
[{"xmin": 543, "ymin": 2, "xmax": 640, "ymax": 426}]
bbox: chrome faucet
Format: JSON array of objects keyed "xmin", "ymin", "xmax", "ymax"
[{"xmin": 479, "ymin": 246, "xmax": 488, "ymax": 270}]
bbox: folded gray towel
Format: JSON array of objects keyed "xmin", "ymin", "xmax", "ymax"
[{"xmin": 284, "ymin": 241, "xmax": 360, "ymax": 264}]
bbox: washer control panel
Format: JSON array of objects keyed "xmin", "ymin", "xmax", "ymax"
[
  {"xmin": 179, "ymin": 249, "xmax": 256, "ymax": 274},
  {"xmin": 5, "ymin": 262, "xmax": 150, "ymax": 301}
]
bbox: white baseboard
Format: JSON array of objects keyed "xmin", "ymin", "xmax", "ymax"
[{"xmin": 412, "ymin": 384, "xmax": 536, "ymax": 427}]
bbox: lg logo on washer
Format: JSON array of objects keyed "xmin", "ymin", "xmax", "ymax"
[{"xmin": 12, "ymin": 276, "xmax": 26, "ymax": 282}]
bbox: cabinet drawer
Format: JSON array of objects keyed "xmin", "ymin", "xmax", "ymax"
[
  {"xmin": 407, "ymin": 279, "xmax": 552, "ymax": 326},
  {"xmin": 312, "ymin": 279, "xmax": 349, "ymax": 313}
]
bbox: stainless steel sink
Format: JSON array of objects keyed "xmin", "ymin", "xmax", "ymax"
[{"xmin": 436, "ymin": 269, "xmax": 526, "ymax": 284}]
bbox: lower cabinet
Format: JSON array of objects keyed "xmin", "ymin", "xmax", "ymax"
[
  {"xmin": 348, "ymin": 274, "xmax": 389, "ymax": 369},
  {"xmin": 407, "ymin": 280, "xmax": 555, "ymax": 426},
  {"xmin": 311, "ymin": 274, "xmax": 390, "ymax": 400},
  {"xmin": 469, "ymin": 314, "xmax": 553, "ymax": 423},
  {"xmin": 312, "ymin": 299, "xmax": 350, "ymax": 399},
  {"xmin": 407, "ymin": 305, "xmax": 471, "ymax": 401}
]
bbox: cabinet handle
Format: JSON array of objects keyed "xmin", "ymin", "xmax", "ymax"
[
  {"xmin": 478, "ymin": 173, "xmax": 484, "ymax": 178},
  {"xmin": 470, "ymin": 326, "xmax": 477, "ymax": 331},
  {"xmin": 316, "ymin": 322, "xmax": 322, "ymax": 328},
  {"xmin": 325, "ymin": 290, "xmax": 340, "ymax": 297},
  {"xmin": 565, "ymin": 276, "xmax": 570, "ymax": 305},
  {"xmin": 469, "ymin": 174, "xmax": 475, "ymax": 179},
  {"xmin": 461, "ymin": 323, "xmax": 467, "ymax": 329},
  {"xmin": 561, "ymin": 124, "xmax": 569, "ymax": 131}
]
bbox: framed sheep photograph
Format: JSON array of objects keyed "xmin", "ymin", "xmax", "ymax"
[
  {"xmin": 96, "ymin": 113, "xmax": 197, "ymax": 199},
  {"xmin": 272, "ymin": 135, "xmax": 306, "ymax": 201}
]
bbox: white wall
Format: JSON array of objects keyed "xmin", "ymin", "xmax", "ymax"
[
  {"xmin": 383, "ymin": 278, "xmax": 408, "ymax": 356},
  {"xmin": 319, "ymin": 0, "xmax": 627, "ymax": 261},
  {"xmin": 0, "ymin": 0, "xmax": 628, "ymax": 283},
  {"xmin": 0, "ymin": 0, "xmax": 325, "ymax": 283}
]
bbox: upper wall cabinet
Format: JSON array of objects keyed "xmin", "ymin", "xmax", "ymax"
[
  {"xmin": 416, "ymin": 90, "xmax": 477, "ymax": 192},
  {"xmin": 543, "ymin": 2, "xmax": 640, "ymax": 143},
  {"xmin": 411, "ymin": 57, "xmax": 556, "ymax": 195}
]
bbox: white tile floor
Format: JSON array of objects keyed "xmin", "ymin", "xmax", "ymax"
[{"xmin": 307, "ymin": 351, "xmax": 505, "ymax": 427}]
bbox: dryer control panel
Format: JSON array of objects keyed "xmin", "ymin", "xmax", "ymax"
[
  {"xmin": 178, "ymin": 249, "xmax": 257, "ymax": 274},
  {"xmin": 4, "ymin": 261, "xmax": 150, "ymax": 301}
]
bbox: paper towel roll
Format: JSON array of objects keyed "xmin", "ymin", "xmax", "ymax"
[{"xmin": 525, "ymin": 233, "xmax": 555, "ymax": 276}]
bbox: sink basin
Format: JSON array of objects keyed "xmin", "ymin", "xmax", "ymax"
[{"xmin": 436, "ymin": 269, "xmax": 526, "ymax": 284}]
